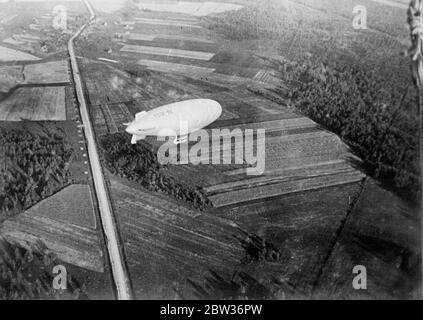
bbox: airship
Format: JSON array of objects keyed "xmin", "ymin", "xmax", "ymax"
[{"xmin": 124, "ymin": 99, "xmax": 222, "ymax": 144}]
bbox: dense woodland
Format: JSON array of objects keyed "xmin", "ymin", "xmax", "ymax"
[
  {"xmin": 0, "ymin": 239, "xmax": 87, "ymax": 300},
  {"xmin": 285, "ymin": 57, "xmax": 419, "ymax": 202},
  {"xmin": 0, "ymin": 126, "xmax": 73, "ymax": 222},
  {"xmin": 100, "ymin": 133, "xmax": 211, "ymax": 210},
  {"xmin": 204, "ymin": 1, "xmax": 420, "ymax": 203}
]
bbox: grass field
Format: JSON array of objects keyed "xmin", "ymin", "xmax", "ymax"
[
  {"xmin": 0, "ymin": 45, "xmax": 40, "ymax": 62},
  {"xmin": 0, "ymin": 65, "xmax": 24, "ymax": 93},
  {"xmin": 0, "ymin": 60, "xmax": 70, "ymax": 95},
  {"xmin": 129, "ymin": 33, "xmax": 214, "ymax": 43},
  {"xmin": 23, "ymin": 60, "xmax": 70, "ymax": 84},
  {"xmin": 0, "ymin": 87, "xmax": 66, "ymax": 121},
  {"xmin": 0, "ymin": 182, "xmax": 103, "ymax": 271},
  {"xmin": 121, "ymin": 44, "xmax": 215, "ymax": 60},
  {"xmin": 137, "ymin": 59, "xmax": 215, "ymax": 76}
]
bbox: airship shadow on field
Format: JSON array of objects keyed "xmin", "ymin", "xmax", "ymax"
[{"xmin": 124, "ymin": 99, "xmax": 222, "ymax": 145}]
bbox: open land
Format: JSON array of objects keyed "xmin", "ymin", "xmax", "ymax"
[
  {"xmin": 76, "ymin": 0, "xmax": 420, "ymax": 299},
  {"xmin": 0, "ymin": 0, "xmax": 419, "ymax": 300}
]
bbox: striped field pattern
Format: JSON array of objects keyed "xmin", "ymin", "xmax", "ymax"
[
  {"xmin": 121, "ymin": 44, "xmax": 215, "ymax": 60},
  {"xmin": 0, "ymin": 184, "xmax": 104, "ymax": 272}
]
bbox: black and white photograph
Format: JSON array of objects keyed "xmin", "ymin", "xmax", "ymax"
[{"xmin": 0, "ymin": 0, "xmax": 421, "ymax": 304}]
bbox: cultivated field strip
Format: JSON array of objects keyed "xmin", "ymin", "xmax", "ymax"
[
  {"xmin": 134, "ymin": 17, "xmax": 202, "ymax": 28},
  {"xmin": 156, "ymin": 73, "xmax": 230, "ymax": 94},
  {"xmin": 65, "ymin": 86, "xmax": 77, "ymax": 120},
  {"xmin": 138, "ymin": 59, "xmax": 215, "ymax": 76},
  {"xmin": 110, "ymin": 178, "xmax": 245, "ymax": 298},
  {"xmin": 23, "ymin": 60, "xmax": 70, "ymax": 84},
  {"xmin": 128, "ymin": 33, "xmax": 157, "ymax": 41},
  {"xmin": 98, "ymin": 105, "xmax": 118, "ymax": 133},
  {"xmin": 207, "ymin": 169, "xmax": 365, "ymax": 207},
  {"xmin": 133, "ymin": 1, "xmax": 242, "ymax": 17},
  {"xmin": 0, "ymin": 65, "xmax": 24, "ymax": 92},
  {"xmin": 253, "ymin": 69, "xmax": 278, "ymax": 83},
  {"xmin": 84, "ymin": 77, "xmax": 151, "ymax": 106},
  {"xmin": 0, "ymin": 45, "xmax": 40, "ymax": 62},
  {"xmin": 91, "ymin": 105, "xmax": 109, "ymax": 136},
  {"xmin": 0, "ymin": 183, "xmax": 101, "ymax": 271},
  {"xmin": 119, "ymin": 19, "xmax": 285, "ymax": 89},
  {"xmin": 26, "ymin": 184, "xmax": 96, "ymax": 228},
  {"xmin": 154, "ymin": 34, "xmax": 214, "ymax": 43},
  {"xmin": 0, "ymin": 14, "xmax": 18, "ymax": 24},
  {"xmin": 100, "ymin": 103, "xmax": 134, "ymax": 133},
  {"xmin": 1, "ymin": 213, "xmax": 104, "ymax": 272},
  {"xmin": 218, "ymin": 117, "xmax": 318, "ymax": 133},
  {"xmin": 121, "ymin": 44, "xmax": 215, "ymax": 61},
  {"xmin": 207, "ymin": 161, "xmax": 362, "ymax": 194},
  {"xmin": 128, "ymin": 37, "xmax": 218, "ymax": 52},
  {"xmin": 0, "ymin": 87, "xmax": 66, "ymax": 121},
  {"xmin": 189, "ymin": 71, "xmax": 256, "ymax": 86},
  {"xmin": 2, "ymin": 37, "xmax": 26, "ymax": 46}
]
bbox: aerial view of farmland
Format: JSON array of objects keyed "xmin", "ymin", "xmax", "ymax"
[
  {"xmin": 0, "ymin": 0, "xmax": 113, "ymax": 299},
  {"xmin": 0, "ymin": 0, "xmax": 421, "ymax": 302}
]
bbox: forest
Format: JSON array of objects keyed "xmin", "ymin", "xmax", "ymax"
[
  {"xmin": 0, "ymin": 125, "xmax": 73, "ymax": 222},
  {"xmin": 285, "ymin": 57, "xmax": 419, "ymax": 202},
  {"xmin": 100, "ymin": 133, "xmax": 211, "ymax": 210},
  {"xmin": 0, "ymin": 239, "xmax": 87, "ymax": 300}
]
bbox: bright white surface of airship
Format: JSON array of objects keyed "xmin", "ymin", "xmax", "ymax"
[{"xmin": 125, "ymin": 99, "xmax": 222, "ymax": 144}]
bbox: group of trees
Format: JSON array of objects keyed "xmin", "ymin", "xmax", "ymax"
[
  {"xmin": 285, "ymin": 57, "xmax": 419, "ymax": 202},
  {"xmin": 0, "ymin": 239, "xmax": 87, "ymax": 300},
  {"xmin": 100, "ymin": 133, "xmax": 211, "ymax": 210},
  {"xmin": 0, "ymin": 126, "xmax": 73, "ymax": 222}
]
